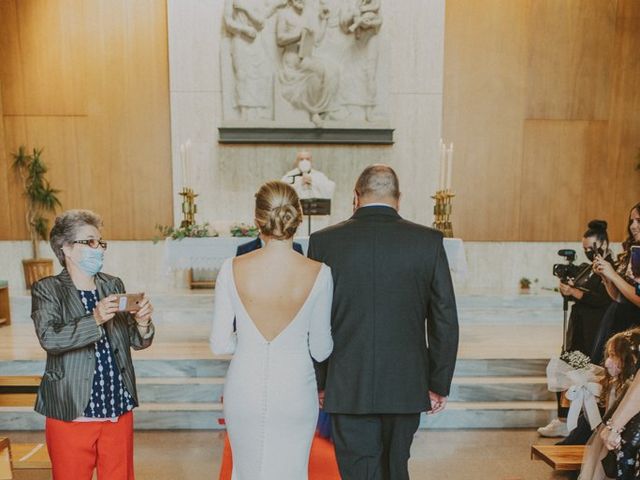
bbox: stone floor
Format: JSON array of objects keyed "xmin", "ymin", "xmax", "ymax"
[{"xmin": 2, "ymin": 429, "xmax": 573, "ymax": 480}]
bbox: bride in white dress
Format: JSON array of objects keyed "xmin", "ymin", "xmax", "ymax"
[{"xmin": 210, "ymin": 181, "xmax": 334, "ymax": 480}]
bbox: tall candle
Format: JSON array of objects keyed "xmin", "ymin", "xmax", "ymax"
[
  {"xmin": 185, "ymin": 139, "xmax": 192, "ymax": 187},
  {"xmin": 439, "ymin": 139, "xmax": 445, "ymax": 191},
  {"xmin": 446, "ymin": 143, "xmax": 454, "ymax": 190},
  {"xmin": 180, "ymin": 143, "xmax": 187, "ymax": 189}
]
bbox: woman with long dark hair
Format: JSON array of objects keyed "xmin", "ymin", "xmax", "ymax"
[{"xmin": 591, "ymin": 203, "xmax": 640, "ymax": 365}]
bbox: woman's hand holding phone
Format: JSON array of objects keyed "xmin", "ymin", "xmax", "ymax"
[
  {"xmin": 134, "ymin": 295, "xmax": 153, "ymax": 325},
  {"xmin": 94, "ymin": 295, "xmax": 119, "ymax": 325}
]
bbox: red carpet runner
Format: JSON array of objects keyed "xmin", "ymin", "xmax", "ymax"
[{"xmin": 218, "ymin": 433, "xmax": 341, "ymax": 479}]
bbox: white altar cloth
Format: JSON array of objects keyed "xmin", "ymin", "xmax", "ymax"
[{"xmin": 164, "ymin": 237, "xmax": 467, "ymax": 280}]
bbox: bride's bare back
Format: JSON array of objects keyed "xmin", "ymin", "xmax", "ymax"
[{"xmin": 232, "ymin": 244, "xmax": 322, "ymax": 342}]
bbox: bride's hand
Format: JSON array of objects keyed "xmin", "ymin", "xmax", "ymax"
[{"xmin": 318, "ymin": 390, "xmax": 325, "ymax": 409}]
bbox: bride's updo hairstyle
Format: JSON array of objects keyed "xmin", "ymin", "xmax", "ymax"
[{"xmin": 254, "ymin": 181, "xmax": 303, "ymax": 240}]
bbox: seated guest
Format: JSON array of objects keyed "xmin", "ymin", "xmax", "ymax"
[
  {"xmin": 580, "ymin": 329, "xmax": 640, "ymax": 480},
  {"xmin": 540, "ymin": 220, "xmax": 614, "ymax": 438},
  {"xmin": 591, "ymin": 202, "xmax": 640, "ymax": 365},
  {"xmin": 32, "ymin": 210, "xmax": 155, "ymax": 480},
  {"xmin": 236, "ymin": 233, "xmax": 303, "ymax": 256}
]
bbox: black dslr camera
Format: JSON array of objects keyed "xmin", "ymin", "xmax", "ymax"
[{"xmin": 553, "ymin": 249, "xmax": 591, "ymax": 288}]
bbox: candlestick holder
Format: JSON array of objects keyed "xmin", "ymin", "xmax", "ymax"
[
  {"xmin": 179, "ymin": 187, "xmax": 199, "ymax": 228},
  {"xmin": 432, "ymin": 189, "xmax": 455, "ymax": 238}
]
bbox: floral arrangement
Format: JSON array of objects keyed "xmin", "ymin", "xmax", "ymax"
[
  {"xmin": 154, "ymin": 223, "xmax": 218, "ymax": 242},
  {"xmin": 230, "ymin": 223, "xmax": 259, "ymax": 238},
  {"xmin": 560, "ymin": 350, "xmax": 591, "ymax": 371}
]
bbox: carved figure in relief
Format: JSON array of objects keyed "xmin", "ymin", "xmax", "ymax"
[
  {"xmin": 224, "ymin": 0, "xmax": 287, "ymax": 120},
  {"xmin": 346, "ymin": 0, "xmax": 382, "ymax": 33},
  {"xmin": 339, "ymin": 0, "xmax": 383, "ymax": 122},
  {"xmin": 276, "ymin": 0, "xmax": 340, "ymax": 127}
]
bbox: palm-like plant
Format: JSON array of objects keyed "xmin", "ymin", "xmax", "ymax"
[{"xmin": 12, "ymin": 146, "xmax": 62, "ymax": 259}]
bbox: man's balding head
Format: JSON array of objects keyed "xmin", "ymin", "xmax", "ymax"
[{"xmin": 354, "ymin": 164, "xmax": 400, "ymax": 210}]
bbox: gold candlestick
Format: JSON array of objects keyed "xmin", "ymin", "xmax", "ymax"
[
  {"xmin": 431, "ymin": 189, "xmax": 455, "ymax": 238},
  {"xmin": 179, "ymin": 187, "xmax": 199, "ymax": 228}
]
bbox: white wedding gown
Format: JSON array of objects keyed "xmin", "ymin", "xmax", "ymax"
[{"xmin": 210, "ymin": 258, "xmax": 334, "ymax": 480}]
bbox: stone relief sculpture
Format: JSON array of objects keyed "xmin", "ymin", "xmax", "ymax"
[
  {"xmin": 338, "ymin": 0, "xmax": 383, "ymax": 122},
  {"xmin": 221, "ymin": 0, "xmax": 388, "ymax": 127},
  {"xmin": 276, "ymin": 0, "xmax": 340, "ymax": 126},
  {"xmin": 223, "ymin": 0, "xmax": 286, "ymax": 120}
]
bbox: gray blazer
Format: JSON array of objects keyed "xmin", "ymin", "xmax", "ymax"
[{"xmin": 31, "ymin": 269, "xmax": 154, "ymax": 421}]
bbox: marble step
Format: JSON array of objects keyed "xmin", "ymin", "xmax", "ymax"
[
  {"xmin": 449, "ymin": 377, "xmax": 553, "ymax": 402},
  {"xmin": 133, "ymin": 376, "xmax": 554, "ymax": 404},
  {"xmin": 0, "ymin": 401, "xmax": 556, "ymax": 431},
  {"xmin": 0, "ymin": 358, "xmax": 549, "ymax": 378},
  {"xmin": 8, "ymin": 293, "xmax": 564, "ymax": 326}
]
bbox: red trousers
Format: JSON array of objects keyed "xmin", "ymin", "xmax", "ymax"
[{"xmin": 45, "ymin": 412, "xmax": 135, "ymax": 480}]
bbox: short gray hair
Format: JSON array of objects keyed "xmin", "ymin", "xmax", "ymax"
[
  {"xmin": 355, "ymin": 164, "xmax": 400, "ymax": 200},
  {"xmin": 50, "ymin": 210, "xmax": 103, "ymax": 267}
]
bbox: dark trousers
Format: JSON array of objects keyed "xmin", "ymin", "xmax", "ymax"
[{"xmin": 332, "ymin": 413, "xmax": 421, "ymax": 480}]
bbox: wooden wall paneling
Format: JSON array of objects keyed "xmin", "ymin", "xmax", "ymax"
[
  {"xmin": 576, "ymin": 121, "xmax": 614, "ymax": 233},
  {"xmin": 0, "ymin": 1, "xmax": 25, "ymax": 118},
  {"xmin": 5, "ymin": 0, "xmax": 87, "ymax": 116},
  {"xmin": 82, "ymin": 0, "xmax": 173, "ymax": 240},
  {"xmin": 443, "ymin": 0, "xmax": 528, "ymax": 241},
  {"xmin": 526, "ymin": 0, "xmax": 617, "ymax": 121},
  {"xmin": 0, "ymin": 0, "xmax": 172, "ymax": 240},
  {"xmin": 519, "ymin": 120, "xmax": 608, "ymax": 241},
  {"xmin": 0, "ymin": 81, "xmax": 10, "ymax": 240},
  {"xmin": 1, "ymin": 116, "xmax": 28, "ymax": 239},
  {"xmin": 121, "ymin": 0, "xmax": 173, "ymax": 240},
  {"xmin": 607, "ymin": 0, "xmax": 640, "ymax": 240}
]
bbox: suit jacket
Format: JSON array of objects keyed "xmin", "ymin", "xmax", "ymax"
[
  {"xmin": 236, "ymin": 237, "xmax": 304, "ymax": 256},
  {"xmin": 31, "ymin": 269, "xmax": 155, "ymax": 421},
  {"xmin": 307, "ymin": 206, "xmax": 459, "ymax": 414}
]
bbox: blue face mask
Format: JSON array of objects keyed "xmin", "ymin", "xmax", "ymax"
[{"xmin": 77, "ymin": 247, "xmax": 104, "ymax": 276}]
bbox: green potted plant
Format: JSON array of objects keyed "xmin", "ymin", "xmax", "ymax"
[{"xmin": 12, "ymin": 146, "xmax": 62, "ymax": 289}]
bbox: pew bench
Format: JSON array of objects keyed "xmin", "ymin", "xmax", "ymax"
[
  {"xmin": 0, "ymin": 377, "xmax": 40, "ymax": 407},
  {"xmin": 0, "ymin": 281, "xmax": 10, "ymax": 327},
  {"xmin": 0, "ymin": 438, "xmax": 51, "ymax": 480},
  {"xmin": 531, "ymin": 444, "xmax": 585, "ymax": 471}
]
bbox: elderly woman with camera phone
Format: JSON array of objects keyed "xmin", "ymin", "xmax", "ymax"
[
  {"xmin": 31, "ymin": 210, "xmax": 155, "ymax": 480},
  {"xmin": 591, "ymin": 203, "xmax": 640, "ymax": 365}
]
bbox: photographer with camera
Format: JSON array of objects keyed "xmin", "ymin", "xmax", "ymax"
[
  {"xmin": 591, "ymin": 202, "xmax": 640, "ymax": 365},
  {"xmin": 538, "ymin": 220, "xmax": 614, "ymax": 438}
]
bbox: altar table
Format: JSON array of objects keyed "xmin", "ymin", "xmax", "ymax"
[{"xmin": 164, "ymin": 237, "xmax": 468, "ymax": 283}]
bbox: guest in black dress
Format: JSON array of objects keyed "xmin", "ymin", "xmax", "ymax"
[
  {"xmin": 591, "ymin": 203, "xmax": 640, "ymax": 365},
  {"xmin": 564, "ymin": 221, "xmax": 615, "ymax": 356},
  {"xmin": 540, "ymin": 220, "xmax": 614, "ymax": 439}
]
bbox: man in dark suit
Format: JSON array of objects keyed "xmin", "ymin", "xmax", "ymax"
[
  {"xmin": 236, "ymin": 235, "xmax": 304, "ymax": 256},
  {"xmin": 307, "ymin": 165, "xmax": 459, "ymax": 480}
]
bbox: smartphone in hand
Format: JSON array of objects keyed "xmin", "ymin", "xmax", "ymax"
[
  {"xmin": 631, "ymin": 246, "xmax": 640, "ymax": 278},
  {"xmin": 114, "ymin": 293, "xmax": 144, "ymax": 312}
]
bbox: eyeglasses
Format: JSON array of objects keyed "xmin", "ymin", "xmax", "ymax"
[{"xmin": 73, "ymin": 239, "xmax": 108, "ymax": 250}]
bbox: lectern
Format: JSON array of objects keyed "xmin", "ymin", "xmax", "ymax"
[{"xmin": 300, "ymin": 199, "xmax": 331, "ymax": 236}]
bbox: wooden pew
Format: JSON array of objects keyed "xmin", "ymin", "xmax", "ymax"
[
  {"xmin": 0, "ymin": 377, "xmax": 40, "ymax": 407},
  {"xmin": 0, "ymin": 282, "xmax": 10, "ymax": 327},
  {"xmin": 10, "ymin": 443, "xmax": 51, "ymax": 480},
  {"xmin": 0, "ymin": 438, "xmax": 11, "ymax": 480},
  {"xmin": 531, "ymin": 445, "xmax": 585, "ymax": 471}
]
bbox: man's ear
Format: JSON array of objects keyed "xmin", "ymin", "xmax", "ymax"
[{"xmin": 352, "ymin": 191, "xmax": 360, "ymax": 211}]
